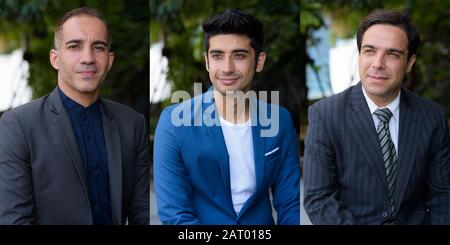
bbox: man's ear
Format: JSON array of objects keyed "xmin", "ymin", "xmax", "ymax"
[
  {"xmin": 406, "ymin": 54, "xmax": 416, "ymax": 73},
  {"xmin": 255, "ymin": 52, "xmax": 266, "ymax": 72},
  {"xmin": 204, "ymin": 52, "xmax": 209, "ymax": 71},
  {"xmin": 107, "ymin": 52, "xmax": 115, "ymax": 71},
  {"xmin": 49, "ymin": 49, "xmax": 59, "ymax": 70}
]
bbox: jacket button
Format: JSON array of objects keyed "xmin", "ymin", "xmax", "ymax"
[{"xmin": 382, "ymin": 212, "xmax": 388, "ymax": 218}]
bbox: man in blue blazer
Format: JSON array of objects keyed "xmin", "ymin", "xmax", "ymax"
[
  {"xmin": 303, "ymin": 9, "xmax": 450, "ymax": 224},
  {"xmin": 153, "ymin": 9, "xmax": 300, "ymax": 225}
]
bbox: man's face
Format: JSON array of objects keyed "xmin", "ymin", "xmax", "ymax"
[
  {"xmin": 50, "ymin": 15, "xmax": 114, "ymax": 95},
  {"xmin": 205, "ymin": 34, "xmax": 265, "ymax": 95},
  {"xmin": 359, "ymin": 24, "xmax": 416, "ymax": 105}
]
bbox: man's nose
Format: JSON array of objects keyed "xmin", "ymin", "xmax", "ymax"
[
  {"xmin": 80, "ymin": 47, "xmax": 95, "ymax": 64},
  {"xmin": 223, "ymin": 56, "xmax": 235, "ymax": 73},
  {"xmin": 372, "ymin": 53, "xmax": 386, "ymax": 70}
]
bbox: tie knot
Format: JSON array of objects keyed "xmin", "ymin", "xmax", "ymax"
[{"xmin": 374, "ymin": 108, "xmax": 393, "ymax": 123}]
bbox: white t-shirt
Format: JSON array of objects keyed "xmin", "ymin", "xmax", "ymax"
[{"xmin": 219, "ymin": 116, "xmax": 256, "ymax": 215}]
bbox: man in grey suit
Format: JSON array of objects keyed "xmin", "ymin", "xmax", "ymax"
[
  {"xmin": 304, "ymin": 9, "xmax": 450, "ymax": 224},
  {"xmin": 0, "ymin": 7, "xmax": 149, "ymax": 224}
]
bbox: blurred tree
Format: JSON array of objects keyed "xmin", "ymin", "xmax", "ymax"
[
  {"xmin": 150, "ymin": 0, "xmax": 301, "ymax": 134},
  {"xmin": 0, "ymin": 0, "xmax": 149, "ymax": 121},
  {"xmin": 299, "ymin": 0, "xmax": 324, "ymax": 123}
]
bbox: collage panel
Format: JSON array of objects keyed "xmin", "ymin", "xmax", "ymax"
[{"xmin": 150, "ymin": 0, "xmax": 301, "ymax": 225}]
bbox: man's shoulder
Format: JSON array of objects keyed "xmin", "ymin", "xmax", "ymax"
[
  {"xmin": 402, "ymin": 88, "xmax": 445, "ymax": 113},
  {"xmin": 160, "ymin": 92, "xmax": 203, "ymax": 113},
  {"xmin": 309, "ymin": 84, "xmax": 355, "ymax": 112},
  {"xmin": 256, "ymin": 99, "xmax": 292, "ymax": 120},
  {"xmin": 158, "ymin": 92, "xmax": 214, "ymax": 124},
  {"xmin": 101, "ymin": 98, "xmax": 144, "ymax": 121},
  {"xmin": 2, "ymin": 94, "xmax": 50, "ymax": 119}
]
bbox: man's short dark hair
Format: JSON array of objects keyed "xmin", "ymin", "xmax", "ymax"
[
  {"xmin": 54, "ymin": 7, "xmax": 111, "ymax": 49},
  {"xmin": 202, "ymin": 9, "xmax": 264, "ymax": 56},
  {"xmin": 357, "ymin": 9, "xmax": 420, "ymax": 59}
]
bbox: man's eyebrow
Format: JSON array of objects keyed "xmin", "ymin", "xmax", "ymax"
[
  {"xmin": 209, "ymin": 49, "xmax": 250, "ymax": 54},
  {"xmin": 361, "ymin": 44, "xmax": 375, "ymax": 49},
  {"xmin": 386, "ymin": 48, "xmax": 405, "ymax": 55},
  {"xmin": 64, "ymin": 40, "xmax": 108, "ymax": 47},
  {"xmin": 65, "ymin": 39, "xmax": 82, "ymax": 45},
  {"xmin": 362, "ymin": 44, "xmax": 405, "ymax": 55},
  {"xmin": 231, "ymin": 49, "xmax": 249, "ymax": 53},
  {"xmin": 209, "ymin": 49, "xmax": 224, "ymax": 54}
]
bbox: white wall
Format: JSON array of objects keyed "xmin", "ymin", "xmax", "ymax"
[
  {"xmin": 0, "ymin": 49, "xmax": 32, "ymax": 111},
  {"xmin": 150, "ymin": 42, "xmax": 171, "ymax": 103},
  {"xmin": 329, "ymin": 38, "xmax": 360, "ymax": 94}
]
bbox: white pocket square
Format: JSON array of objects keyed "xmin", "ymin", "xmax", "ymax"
[{"xmin": 264, "ymin": 147, "xmax": 279, "ymax": 156}]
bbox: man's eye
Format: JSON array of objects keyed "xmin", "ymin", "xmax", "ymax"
[
  {"xmin": 388, "ymin": 53, "xmax": 400, "ymax": 58},
  {"xmin": 94, "ymin": 46, "xmax": 106, "ymax": 52},
  {"xmin": 363, "ymin": 49, "xmax": 375, "ymax": 54},
  {"xmin": 234, "ymin": 53, "xmax": 246, "ymax": 59},
  {"xmin": 211, "ymin": 53, "xmax": 223, "ymax": 59},
  {"xmin": 68, "ymin": 45, "xmax": 79, "ymax": 50}
]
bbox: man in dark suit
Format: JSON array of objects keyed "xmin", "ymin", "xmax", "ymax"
[
  {"xmin": 303, "ymin": 9, "xmax": 450, "ymax": 224},
  {"xmin": 154, "ymin": 9, "xmax": 300, "ymax": 225},
  {"xmin": 0, "ymin": 7, "xmax": 149, "ymax": 224}
]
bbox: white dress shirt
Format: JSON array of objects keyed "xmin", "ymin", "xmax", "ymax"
[{"xmin": 362, "ymin": 87, "xmax": 400, "ymax": 153}]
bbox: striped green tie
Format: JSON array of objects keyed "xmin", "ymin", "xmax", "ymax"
[{"xmin": 374, "ymin": 108, "xmax": 397, "ymax": 212}]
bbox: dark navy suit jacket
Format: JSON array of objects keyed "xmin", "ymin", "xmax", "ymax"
[{"xmin": 303, "ymin": 83, "xmax": 450, "ymax": 224}]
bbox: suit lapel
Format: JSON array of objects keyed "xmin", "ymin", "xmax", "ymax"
[
  {"xmin": 251, "ymin": 121, "xmax": 265, "ymax": 198},
  {"xmin": 237, "ymin": 97, "xmax": 265, "ymax": 217},
  {"xmin": 49, "ymin": 89, "xmax": 91, "ymax": 216},
  {"xmin": 347, "ymin": 83, "xmax": 390, "ymax": 195},
  {"xmin": 395, "ymin": 89, "xmax": 419, "ymax": 208},
  {"xmin": 100, "ymin": 101, "xmax": 123, "ymax": 225},
  {"xmin": 206, "ymin": 124, "xmax": 233, "ymax": 204},
  {"xmin": 203, "ymin": 92, "xmax": 234, "ymax": 211}
]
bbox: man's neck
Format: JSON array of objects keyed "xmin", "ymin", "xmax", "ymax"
[
  {"xmin": 214, "ymin": 89, "xmax": 250, "ymax": 124},
  {"xmin": 58, "ymin": 81, "xmax": 99, "ymax": 107},
  {"xmin": 362, "ymin": 86, "xmax": 400, "ymax": 108}
]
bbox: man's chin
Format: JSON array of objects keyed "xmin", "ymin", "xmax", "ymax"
[
  {"xmin": 215, "ymin": 85, "xmax": 237, "ymax": 94},
  {"xmin": 75, "ymin": 85, "xmax": 100, "ymax": 94}
]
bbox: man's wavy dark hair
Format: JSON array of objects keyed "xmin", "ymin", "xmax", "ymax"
[
  {"xmin": 202, "ymin": 9, "xmax": 264, "ymax": 56},
  {"xmin": 357, "ymin": 9, "xmax": 420, "ymax": 60}
]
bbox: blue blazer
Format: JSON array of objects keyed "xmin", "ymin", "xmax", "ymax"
[{"xmin": 153, "ymin": 90, "xmax": 300, "ymax": 225}]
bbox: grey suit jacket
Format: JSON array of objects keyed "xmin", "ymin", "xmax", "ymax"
[
  {"xmin": 303, "ymin": 83, "xmax": 450, "ymax": 224},
  {"xmin": 0, "ymin": 88, "xmax": 149, "ymax": 225}
]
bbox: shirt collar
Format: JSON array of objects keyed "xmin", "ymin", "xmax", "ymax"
[
  {"xmin": 362, "ymin": 86, "xmax": 400, "ymax": 122},
  {"xmin": 58, "ymin": 86, "xmax": 100, "ymax": 116}
]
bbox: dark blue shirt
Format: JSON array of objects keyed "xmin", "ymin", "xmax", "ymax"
[{"xmin": 58, "ymin": 88, "xmax": 113, "ymax": 225}]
